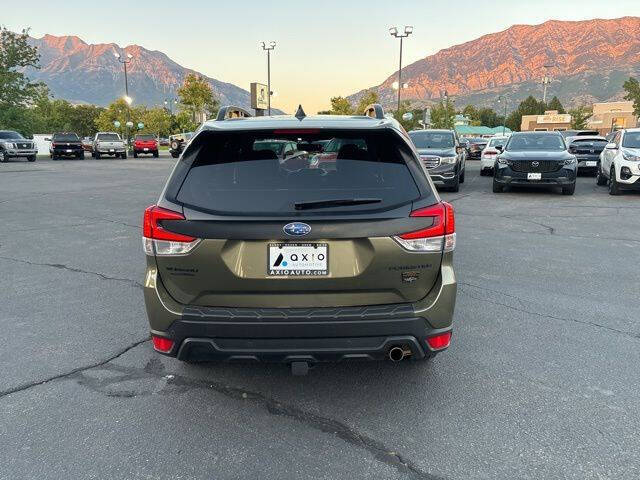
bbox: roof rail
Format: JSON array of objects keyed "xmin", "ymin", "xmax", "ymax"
[
  {"xmin": 216, "ymin": 106, "xmax": 253, "ymax": 121},
  {"xmin": 363, "ymin": 103, "xmax": 385, "ymax": 120}
]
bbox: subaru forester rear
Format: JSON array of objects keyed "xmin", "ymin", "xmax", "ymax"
[{"xmin": 142, "ymin": 105, "xmax": 457, "ymax": 367}]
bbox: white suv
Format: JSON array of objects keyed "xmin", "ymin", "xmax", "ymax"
[
  {"xmin": 480, "ymin": 136, "xmax": 509, "ymax": 176},
  {"xmin": 597, "ymin": 128, "xmax": 640, "ymax": 195}
]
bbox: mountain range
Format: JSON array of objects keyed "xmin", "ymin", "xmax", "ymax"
[
  {"xmin": 348, "ymin": 16, "xmax": 640, "ymax": 110},
  {"xmin": 24, "ymin": 34, "xmax": 272, "ymax": 112}
]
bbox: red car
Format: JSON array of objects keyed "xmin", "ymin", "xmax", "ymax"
[{"xmin": 133, "ymin": 134, "xmax": 159, "ymax": 158}]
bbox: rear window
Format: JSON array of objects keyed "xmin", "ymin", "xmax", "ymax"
[
  {"xmin": 53, "ymin": 133, "xmax": 79, "ymax": 141},
  {"xmin": 570, "ymin": 138, "xmax": 607, "ymax": 146},
  {"xmin": 136, "ymin": 134, "xmax": 156, "ymax": 141},
  {"xmin": 408, "ymin": 131, "xmax": 454, "ymax": 149},
  {"xmin": 175, "ymin": 130, "xmax": 423, "ymax": 215},
  {"xmin": 97, "ymin": 133, "xmax": 120, "ymax": 141}
]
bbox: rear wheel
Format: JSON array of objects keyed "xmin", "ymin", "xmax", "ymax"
[
  {"xmin": 561, "ymin": 183, "xmax": 575, "ymax": 195},
  {"xmin": 609, "ymin": 167, "xmax": 621, "ymax": 195},
  {"xmin": 492, "ymin": 179, "xmax": 503, "ymax": 193},
  {"xmin": 133, "ymin": 151, "xmax": 138, "ymax": 158},
  {"xmin": 153, "ymin": 150, "xmax": 159, "ymax": 158},
  {"xmin": 596, "ymin": 163, "xmax": 607, "ymax": 186},
  {"xmin": 95, "ymin": 151, "xmax": 101, "ymax": 159},
  {"xmin": 121, "ymin": 152, "xmax": 127, "ymax": 159},
  {"xmin": 76, "ymin": 151, "xmax": 84, "ymax": 159}
]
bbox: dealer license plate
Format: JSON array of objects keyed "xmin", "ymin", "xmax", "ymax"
[
  {"xmin": 268, "ymin": 243, "xmax": 328, "ymax": 276},
  {"xmin": 527, "ymin": 173, "xmax": 542, "ymax": 180},
  {"xmin": 585, "ymin": 161, "xmax": 597, "ymax": 167}
]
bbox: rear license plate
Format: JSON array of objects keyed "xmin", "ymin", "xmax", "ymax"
[
  {"xmin": 585, "ymin": 161, "xmax": 597, "ymax": 167},
  {"xmin": 109, "ymin": 149, "xmax": 115, "ymax": 152},
  {"xmin": 66, "ymin": 149, "xmax": 72, "ymax": 153},
  {"xmin": 144, "ymin": 148, "xmax": 149, "ymax": 151},
  {"xmin": 268, "ymin": 243, "xmax": 328, "ymax": 276},
  {"xmin": 527, "ymin": 173, "xmax": 542, "ymax": 180}
]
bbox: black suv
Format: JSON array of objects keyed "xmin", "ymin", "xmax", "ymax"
[
  {"xmin": 142, "ymin": 105, "xmax": 457, "ymax": 372},
  {"xmin": 0, "ymin": 130, "xmax": 37, "ymax": 162},
  {"xmin": 493, "ymin": 131, "xmax": 577, "ymax": 195},
  {"xmin": 47, "ymin": 132, "xmax": 84, "ymax": 159},
  {"xmin": 408, "ymin": 129, "xmax": 466, "ymax": 192}
]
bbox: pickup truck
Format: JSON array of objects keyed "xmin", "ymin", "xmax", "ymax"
[
  {"xmin": 133, "ymin": 134, "xmax": 159, "ymax": 158},
  {"xmin": 92, "ymin": 132, "xmax": 127, "ymax": 159},
  {"xmin": 47, "ymin": 132, "xmax": 84, "ymax": 159}
]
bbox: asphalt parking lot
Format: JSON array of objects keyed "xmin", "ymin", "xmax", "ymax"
[{"xmin": 1, "ymin": 154, "xmax": 639, "ymax": 480}]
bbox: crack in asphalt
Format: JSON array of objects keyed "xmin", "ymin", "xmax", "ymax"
[
  {"xmin": 73, "ymin": 359, "xmax": 444, "ymax": 480},
  {"xmin": 459, "ymin": 283, "xmax": 640, "ymax": 340},
  {"xmin": 0, "ymin": 255, "xmax": 143, "ymax": 289},
  {"xmin": 0, "ymin": 337, "xmax": 150, "ymax": 399}
]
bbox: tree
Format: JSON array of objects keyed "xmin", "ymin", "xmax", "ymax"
[
  {"xmin": 177, "ymin": 73, "xmax": 218, "ymax": 122},
  {"xmin": 174, "ymin": 110, "xmax": 197, "ymax": 133},
  {"xmin": 95, "ymin": 99, "xmax": 147, "ymax": 137},
  {"xmin": 547, "ymin": 96, "xmax": 565, "ymax": 114},
  {"xmin": 569, "ymin": 105, "xmax": 592, "ymax": 130},
  {"xmin": 504, "ymin": 95, "xmax": 547, "ymax": 132},
  {"xmin": 623, "ymin": 77, "xmax": 640, "ymax": 116},
  {"xmin": 0, "ymin": 27, "xmax": 42, "ymax": 107},
  {"xmin": 328, "ymin": 96, "xmax": 354, "ymax": 115},
  {"xmin": 431, "ymin": 99, "xmax": 456, "ymax": 129},
  {"xmin": 140, "ymin": 107, "xmax": 172, "ymax": 136},
  {"xmin": 355, "ymin": 90, "xmax": 379, "ymax": 114}
]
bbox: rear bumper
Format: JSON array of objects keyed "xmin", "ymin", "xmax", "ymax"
[
  {"xmin": 134, "ymin": 147, "xmax": 158, "ymax": 153},
  {"xmin": 52, "ymin": 148, "xmax": 83, "ymax": 155},
  {"xmin": 143, "ymin": 255, "xmax": 457, "ymax": 363}
]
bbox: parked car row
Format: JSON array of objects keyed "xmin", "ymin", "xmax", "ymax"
[{"xmin": 409, "ymin": 128, "xmax": 640, "ymax": 196}]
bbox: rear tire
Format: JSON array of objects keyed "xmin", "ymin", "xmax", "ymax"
[
  {"xmin": 609, "ymin": 167, "xmax": 621, "ymax": 195},
  {"xmin": 76, "ymin": 152, "xmax": 84, "ymax": 159},
  {"xmin": 153, "ymin": 150, "xmax": 159, "ymax": 158},
  {"xmin": 133, "ymin": 151, "xmax": 138, "ymax": 158},
  {"xmin": 171, "ymin": 152, "xmax": 179, "ymax": 158},
  {"xmin": 95, "ymin": 152, "xmax": 101, "ymax": 159},
  {"xmin": 492, "ymin": 179, "xmax": 503, "ymax": 193},
  {"xmin": 596, "ymin": 164, "xmax": 607, "ymax": 186},
  {"xmin": 121, "ymin": 152, "xmax": 127, "ymax": 159},
  {"xmin": 561, "ymin": 183, "xmax": 575, "ymax": 195}
]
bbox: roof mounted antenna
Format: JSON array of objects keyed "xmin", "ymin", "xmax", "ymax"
[{"xmin": 295, "ymin": 104, "xmax": 306, "ymax": 120}]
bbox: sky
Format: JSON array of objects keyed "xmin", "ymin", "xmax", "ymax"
[{"xmin": 2, "ymin": 0, "xmax": 639, "ymax": 113}]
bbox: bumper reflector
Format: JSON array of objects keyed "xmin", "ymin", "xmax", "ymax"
[
  {"xmin": 426, "ymin": 332, "xmax": 451, "ymax": 350},
  {"xmin": 152, "ymin": 335, "xmax": 175, "ymax": 353}
]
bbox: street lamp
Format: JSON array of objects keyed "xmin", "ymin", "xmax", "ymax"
[
  {"xmin": 260, "ymin": 41, "xmax": 276, "ymax": 115},
  {"xmin": 389, "ymin": 26, "xmax": 413, "ymax": 113},
  {"xmin": 497, "ymin": 96, "xmax": 507, "ymax": 135},
  {"xmin": 115, "ymin": 50, "xmax": 134, "ymax": 151}
]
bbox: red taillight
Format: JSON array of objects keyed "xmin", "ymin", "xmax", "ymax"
[
  {"xmin": 143, "ymin": 205, "xmax": 195, "ymax": 242},
  {"xmin": 400, "ymin": 201, "xmax": 455, "ymax": 239},
  {"xmin": 426, "ymin": 332, "xmax": 451, "ymax": 350},
  {"xmin": 152, "ymin": 335, "xmax": 174, "ymax": 353}
]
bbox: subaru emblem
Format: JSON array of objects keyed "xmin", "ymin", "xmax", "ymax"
[{"xmin": 283, "ymin": 222, "xmax": 311, "ymax": 236}]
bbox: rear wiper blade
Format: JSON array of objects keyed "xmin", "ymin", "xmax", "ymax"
[{"xmin": 294, "ymin": 198, "xmax": 382, "ymax": 211}]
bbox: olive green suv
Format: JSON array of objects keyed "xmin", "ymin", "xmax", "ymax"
[{"xmin": 142, "ymin": 105, "xmax": 457, "ymax": 370}]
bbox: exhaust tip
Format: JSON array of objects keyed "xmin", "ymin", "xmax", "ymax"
[{"xmin": 389, "ymin": 346, "xmax": 410, "ymax": 362}]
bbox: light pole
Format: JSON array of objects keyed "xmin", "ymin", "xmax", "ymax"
[
  {"xmin": 115, "ymin": 50, "xmax": 134, "ymax": 150},
  {"xmin": 497, "ymin": 96, "xmax": 507, "ymax": 135},
  {"xmin": 260, "ymin": 41, "xmax": 276, "ymax": 115},
  {"xmin": 389, "ymin": 26, "xmax": 413, "ymax": 114}
]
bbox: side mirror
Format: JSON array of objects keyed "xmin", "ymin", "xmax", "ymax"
[
  {"xmin": 495, "ymin": 145, "xmax": 504, "ymax": 152},
  {"xmin": 606, "ymin": 142, "xmax": 617, "ymax": 150}
]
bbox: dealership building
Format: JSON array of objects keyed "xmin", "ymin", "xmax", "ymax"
[
  {"xmin": 520, "ymin": 111, "xmax": 572, "ymax": 132},
  {"xmin": 586, "ymin": 101, "xmax": 638, "ymax": 135}
]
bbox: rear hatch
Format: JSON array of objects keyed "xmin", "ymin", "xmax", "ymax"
[
  {"xmin": 569, "ymin": 138, "xmax": 607, "ymax": 155},
  {"xmin": 152, "ymin": 128, "xmax": 446, "ymax": 309}
]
